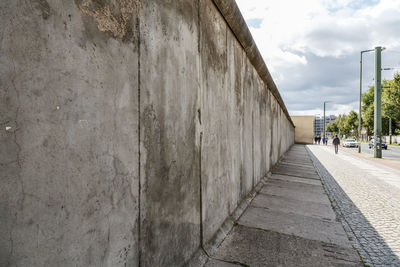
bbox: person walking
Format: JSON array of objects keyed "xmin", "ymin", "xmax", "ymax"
[{"xmin": 333, "ymin": 135, "xmax": 340, "ymax": 154}]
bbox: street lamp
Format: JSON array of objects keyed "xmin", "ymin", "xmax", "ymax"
[
  {"xmin": 373, "ymin": 46, "xmax": 385, "ymax": 158},
  {"xmin": 359, "ymin": 49, "xmax": 374, "ymax": 153}
]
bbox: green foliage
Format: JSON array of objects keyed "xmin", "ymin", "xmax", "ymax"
[
  {"xmin": 382, "ymin": 73, "xmax": 400, "ymax": 121},
  {"xmin": 327, "ymin": 112, "xmax": 359, "ymax": 136},
  {"xmin": 362, "ymin": 86, "xmax": 374, "ymax": 133},
  {"xmin": 361, "ymin": 72, "xmax": 400, "ymax": 135},
  {"xmin": 345, "ymin": 110, "xmax": 359, "ymax": 134},
  {"xmin": 326, "ymin": 120, "xmax": 338, "ymax": 133}
]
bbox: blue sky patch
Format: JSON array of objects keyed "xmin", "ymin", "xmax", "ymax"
[{"xmin": 246, "ymin": 18, "xmax": 263, "ymax": 28}]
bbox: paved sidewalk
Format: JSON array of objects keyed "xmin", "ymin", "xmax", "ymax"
[
  {"xmin": 308, "ymin": 145, "xmax": 400, "ymax": 267},
  {"xmin": 204, "ymin": 145, "xmax": 362, "ymax": 266}
]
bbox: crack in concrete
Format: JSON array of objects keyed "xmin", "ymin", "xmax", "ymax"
[{"xmin": 7, "ymin": 49, "xmax": 22, "ymax": 267}]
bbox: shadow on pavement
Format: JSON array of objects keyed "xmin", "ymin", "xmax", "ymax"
[{"xmin": 306, "ymin": 146, "xmax": 400, "ymax": 267}]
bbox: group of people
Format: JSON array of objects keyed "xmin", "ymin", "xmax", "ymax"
[
  {"xmin": 314, "ymin": 136, "xmax": 328, "ymax": 145},
  {"xmin": 314, "ymin": 135, "xmax": 341, "ymax": 154}
]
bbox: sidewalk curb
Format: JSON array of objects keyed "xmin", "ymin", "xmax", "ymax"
[{"xmin": 305, "ymin": 145, "xmax": 373, "ymax": 267}]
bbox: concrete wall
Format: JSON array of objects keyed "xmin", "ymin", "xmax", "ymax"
[
  {"xmin": 0, "ymin": 0, "xmax": 294, "ymax": 266},
  {"xmin": 292, "ymin": 116, "xmax": 315, "ymax": 144}
]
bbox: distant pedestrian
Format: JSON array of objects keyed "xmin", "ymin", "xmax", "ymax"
[
  {"xmin": 317, "ymin": 136, "xmax": 321, "ymax": 144},
  {"xmin": 314, "ymin": 136, "xmax": 318, "ymax": 144},
  {"xmin": 322, "ymin": 137, "xmax": 325, "ymax": 145},
  {"xmin": 325, "ymin": 136, "xmax": 328, "ymax": 145},
  {"xmin": 333, "ymin": 135, "xmax": 340, "ymax": 154}
]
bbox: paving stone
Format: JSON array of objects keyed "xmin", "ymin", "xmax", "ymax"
[
  {"xmin": 260, "ymin": 183, "xmax": 331, "ymax": 205},
  {"xmin": 206, "ymin": 145, "xmax": 362, "ymax": 266},
  {"xmin": 265, "ymin": 179, "xmax": 326, "ymax": 194},
  {"xmin": 307, "ymin": 145, "xmax": 400, "ymax": 266},
  {"xmin": 213, "ymin": 225, "xmax": 362, "ymax": 267},
  {"xmin": 238, "ymin": 206, "xmax": 351, "ymax": 248},
  {"xmin": 272, "ymin": 167, "xmax": 320, "ymax": 180},
  {"xmin": 269, "ymin": 173, "xmax": 322, "ymax": 186},
  {"xmin": 250, "ymin": 193, "xmax": 336, "ymax": 221}
]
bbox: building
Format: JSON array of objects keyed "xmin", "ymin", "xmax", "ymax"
[
  {"xmin": 291, "ymin": 116, "xmax": 315, "ymax": 144},
  {"xmin": 314, "ymin": 115, "xmax": 337, "ymax": 137}
]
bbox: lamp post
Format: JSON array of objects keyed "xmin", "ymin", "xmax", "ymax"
[
  {"xmin": 374, "ymin": 46, "xmax": 385, "ymax": 158},
  {"xmin": 359, "ymin": 49, "xmax": 374, "ymax": 153}
]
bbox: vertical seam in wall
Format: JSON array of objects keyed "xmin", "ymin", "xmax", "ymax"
[
  {"xmin": 269, "ymin": 93, "xmax": 273, "ymax": 169},
  {"xmin": 198, "ymin": 0, "xmax": 205, "ymax": 252},
  {"xmin": 252, "ymin": 109, "xmax": 254, "ymax": 188},
  {"xmin": 197, "ymin": 0, "xmax": 201, "ymax": 54},
  {"xmin": 136, "ymin": 1, "xmax": 142, "ymax": 266},
  {"xmin": 199, "ymin": 132, "xmax": 203, "ymax": 248}
]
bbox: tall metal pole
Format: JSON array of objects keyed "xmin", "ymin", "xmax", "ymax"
[
  {"xmin": 374, "ymin": 46, "xmax": 382, "ymax": 158},
  {"xmin": 323, "ymin": 102, "xmax": 326, "ymax": 140},
  {"xmin": 358, "ymin": 52, "xmax": 363, "ymax": 152}
]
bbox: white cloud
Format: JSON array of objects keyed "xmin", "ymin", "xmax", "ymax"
[{"xmin": 236, "ymin": 0, "xmax": 400, "ymax": 115}]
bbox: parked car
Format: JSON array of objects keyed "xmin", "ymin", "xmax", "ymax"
[
  {"xmin": 369, "ymin": 138, "xmax": 388, "ymax": 149},
  {"xmin": 343, "ymin": 139, "xmax": 359, "ymax": 148}
]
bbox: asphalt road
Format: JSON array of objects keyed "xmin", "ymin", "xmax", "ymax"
[
  {"xmin": 318, "ymin": 141, "xmax": 400, "ymax": 161},
  {"xmin": 342, "ymin": 143, "xmax": 400, "ymax": 161}
]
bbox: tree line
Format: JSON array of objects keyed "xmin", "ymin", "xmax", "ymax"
[{"xmin": 326, "ymin": 73, "xmax": 400, "ymax": 137}]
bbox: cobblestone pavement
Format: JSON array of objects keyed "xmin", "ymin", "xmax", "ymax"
[{"xmin": 307, "ymin": 145, "xmax": 400, "ymax": 267}]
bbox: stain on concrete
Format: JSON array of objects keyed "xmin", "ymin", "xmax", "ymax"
[
  {"xmin": 77, "ymin": 0, "xmax": 135, "ymax": 39},
  {"xmin": 1, "ymin": 0, "xmax": 293, "ymax": 266},
  {"xmin": 33, "ymin": 0, "xmax": 51, "ymax": 20},
  {"xmin": 200, "ymin": 0, "xmax": 227, "ymax": 71}
]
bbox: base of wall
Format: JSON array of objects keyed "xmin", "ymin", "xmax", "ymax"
[{"xmin": 187, "ymin": 146, "xmax": 293, "ymax": 267}]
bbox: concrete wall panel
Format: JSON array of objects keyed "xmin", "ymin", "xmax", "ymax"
[
  {"xmin": 241, "ymin": 58, "xmax": 255, "ymax": 197},
  {"xmin": 139, "ymin": 0, "xmax": 200, "ymax": 266},
  {"xmin": 1, "ymin": 1, "xmax": 294, "ymax": 266},
  {"xmin": 200, "ymin": 0, "xmax": 231, "ymax": 242},
  {"xmin": 0, "ymin": 0, "xmax": 139, "ymax": 266}
]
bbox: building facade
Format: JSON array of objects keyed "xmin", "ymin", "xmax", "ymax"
[
  {"xmin": 292, "ymin": 116, "xmax": 315, "ymax": 144},
  {"xmin": 314, "ymin": 115, "xmax": 337, "ymax": 137}
]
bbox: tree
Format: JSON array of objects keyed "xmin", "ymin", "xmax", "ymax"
[
  {"xmin": 382, "ymin": 73, "xmax": 400, "ymax": 133},
  {"xmin": 335, "ymin": 114, "xmax": 348, "ymax": 136},
  {"xmin": 344, "ymin": 110, "xmax": 359, "ymax": 136},
  {"xmin": 361, "ymin": 73, "xmax": 400, "ymax": 136},
  {"xmin": 327, "ymin": 120, "xmax": 338, "ymax": 133},
  {"xmin": 362, "ymin": 86, "xmax": 374, "ymax": 135}
]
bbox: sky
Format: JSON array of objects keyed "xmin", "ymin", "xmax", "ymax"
[{"xmin": 236, "ymin": 0, "xmax": 400, "ymax": 116}]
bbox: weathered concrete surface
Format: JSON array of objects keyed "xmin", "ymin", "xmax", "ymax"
[
  {"xmin": 209, "ymin": 145, "xmax": 362, "ymax": 266},
  {"xmin": 199, "ymin": 0, "xmax": 294, "ymax": 253},
  {"xmin": 212, "ymin": 226, "xmax": 361, "ymax": 267},
  {"xmin": 251, "ymin": 192, "xmax": 336, "ymax": 221},
  {"xmin": 204, "ymin": 258, "xmax": 241, "ymax": 267},
  {"xmin": 1, "ymin": 0, "xmax": 294, "ymax": 266},
  {"xmin": 239, "ymin": 207, "xmax": 350, "ymax": 248},
  {"xmin": 138, "ymin": 0, "xmax": 201, "ymax": 266},
  {"xmin": 0, "ymin": 1, "xmax": 139, "ymax": 266}
]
